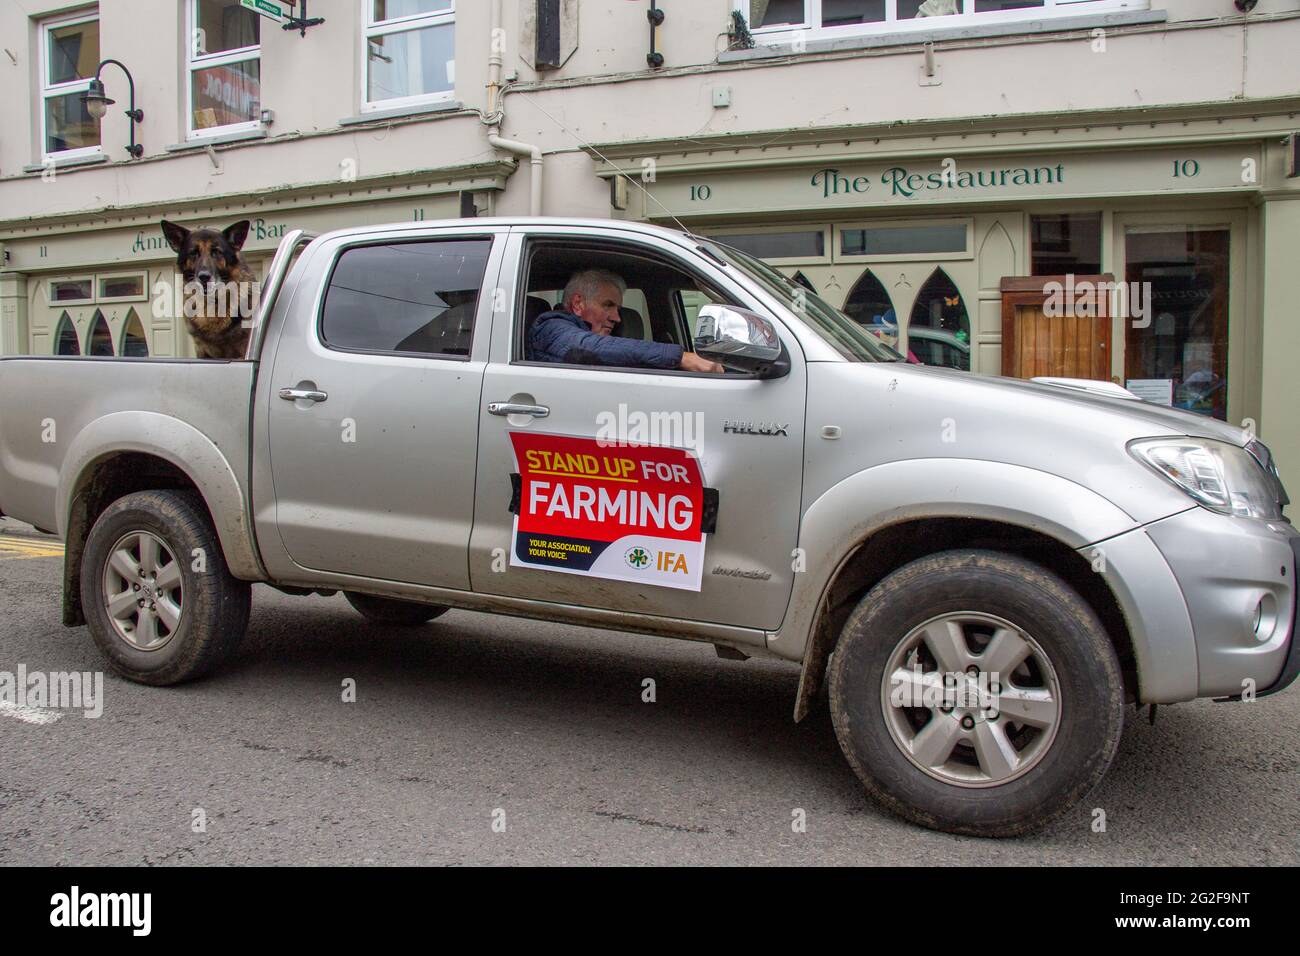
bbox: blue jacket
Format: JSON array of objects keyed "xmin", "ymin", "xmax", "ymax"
[{"xmin": 526, "ymin": 310, "xmax": 684, "ymax": 369}]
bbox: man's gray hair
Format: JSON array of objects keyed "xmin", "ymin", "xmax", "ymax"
[{"xmin": 563, "ymin": 269, "xmax": 626, "ymax": 310}]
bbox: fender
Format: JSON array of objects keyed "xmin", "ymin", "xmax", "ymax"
[
  {"xmin": 772, "ymin": 458, "xmax": 1198, "ymax": 713},
  {"xmin": 57, "ymin": 411, "xmax": 264, "ymax": 582}
]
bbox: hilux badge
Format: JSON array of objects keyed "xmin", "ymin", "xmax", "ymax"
[{"xmin": 722, "ymin": 420, "xmax": 789, "ymax": 436}]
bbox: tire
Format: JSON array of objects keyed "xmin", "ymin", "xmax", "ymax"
[
  {"xmin": 827, "ymin": 549, "xmax": 1124, "ymax": 838},
  {"xmin": 80, "ymin": 490, "xmax": 251, "ymax": 686},
  {"xmin": 344, "ymin": 591, "xmax": 448, "ymax": 626}
]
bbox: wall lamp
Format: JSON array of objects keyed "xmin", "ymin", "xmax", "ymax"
[{"xmin": 81, "ymin": 59, "xmax": 143, "ymax": 159}]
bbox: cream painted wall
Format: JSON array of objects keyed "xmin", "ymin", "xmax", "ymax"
[{"xmin": 4, "ymin": 2, "xmax": 1300, "ymax": 223}]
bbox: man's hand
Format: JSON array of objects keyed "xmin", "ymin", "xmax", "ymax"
[{"xmin": 680, "ymin": 351, "xmax": 725, "ymax": 374}]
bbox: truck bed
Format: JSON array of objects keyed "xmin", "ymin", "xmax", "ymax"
[{"xmin": 0, "ymin": 356, "xmax": 255, "ymax": 537}]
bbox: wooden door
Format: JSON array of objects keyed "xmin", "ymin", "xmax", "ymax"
[{"xmin": 999, "ymin": 275, "xmax": 1112, "ymax": 381}]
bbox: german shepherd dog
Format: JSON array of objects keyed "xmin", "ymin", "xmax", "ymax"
[{"xmin": 160, "ymin": 219, "xmax": 256, "ymax": 359}]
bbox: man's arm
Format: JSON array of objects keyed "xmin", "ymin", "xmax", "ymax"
[{"xmin": 534, "ymin": 317, "xmax": 685, "ymax": 369}]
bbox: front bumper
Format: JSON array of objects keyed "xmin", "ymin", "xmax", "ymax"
[{"xmin": 1144, "ymin": 508, "xmax": 1298, "ymax": 699}]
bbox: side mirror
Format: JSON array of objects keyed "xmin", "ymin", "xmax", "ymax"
[{"xmin": 693, "ymin": 304, "xmax": 789, "ymax": 378}]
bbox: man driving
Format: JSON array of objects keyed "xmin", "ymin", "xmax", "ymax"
[{"xmin": 527, "ymin": 269, "xmax": 724, "ymax": 373}]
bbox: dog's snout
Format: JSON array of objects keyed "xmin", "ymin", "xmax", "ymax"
[{"xmin": 196, "ymin": 271, "xmax": 213, "ymax": 285}]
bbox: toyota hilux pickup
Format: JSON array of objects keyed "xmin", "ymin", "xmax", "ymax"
[{"xmin": 1, "ymin": 217, "xmax": 1295, "ymax": 837}]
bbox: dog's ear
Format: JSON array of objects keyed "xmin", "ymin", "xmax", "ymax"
[
  {"xmin": 160, "ymin": 220, "xmax": 190, "ymax": 254},
  {"xmin": 223, "ymin": 220, "xmax": 251, "ymax": 252}
]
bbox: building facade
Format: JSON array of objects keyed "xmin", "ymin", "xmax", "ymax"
[{"xmin": 1, "ymin": 0, "xmax": 1298, "ymax": 502}]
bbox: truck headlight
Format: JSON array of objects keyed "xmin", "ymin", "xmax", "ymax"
[{"xmin": 1129, "ymin": 438, "xmax": 1283, "ymax": 519}]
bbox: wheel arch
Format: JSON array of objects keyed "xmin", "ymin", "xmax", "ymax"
[
  {"xmin": 777, "ymin": 459, "xmax": 1194, "ymax": 721},
  {"xmin": 57, "ymin": 412, "xmax": 264, "ymax": 626}
]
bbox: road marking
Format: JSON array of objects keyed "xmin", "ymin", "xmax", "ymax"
[
  {"xmin": 0, "ymin": 700, "xmax": 64, "ymax": 725},
  {"xmin": 0, "ymin": 536, "xmax": 64, "ymax": 559}
]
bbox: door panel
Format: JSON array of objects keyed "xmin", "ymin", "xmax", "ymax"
[
  {"xmin": 1000, "ymin": 276, "xmax": 1111, "ymax": 381},
  {"xmin": 266, "ymin": 231, "xmax": 504, "ymax": 588},
  {"xmin": 468, "ymin": 229, "xmax": 806, "ymax": 632}
]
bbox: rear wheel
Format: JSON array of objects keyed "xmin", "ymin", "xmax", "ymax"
[
  {"xmin": 827, "ymin": 549, "xmax": 1124, "ymax": 837},
  {"xmin": 81, "ymin": 490, "xmax": 251, "ymax": 685},
  {"xmin": 344, "ymin": 591, "xmax": 448, "ymax": 626}
]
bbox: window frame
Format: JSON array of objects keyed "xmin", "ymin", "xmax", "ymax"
[
  {"xmin": 701, "ymin": 224, "xmax": 832, "ymax": 266},
  {"xmin": 96, "ymin": 271, "xmax": 149, "ymax": 303},
  {"xmin": 833, "ymin": 216, "xmax": 974, "ymax": 263},
  {"xmin": 512, "ymin": 235, "xmax": 766, "ymax": 377},
  {"xmin": 737, "ymin": 0, "xmax": 1148, "ymax": 43},
  {"xmin": 361, "ymin": 1, "xmax": 457, "ymax": 114},
  {"xmin": 38, "ymin": 9, "xmax": 102, "ymax": 163},
  {"xmin": 185, "ymin": 0, "xmax": 263, "ymax": 141},
  {"xmin": 48, "ymin": 275, "xmax": 96, "ymax": 306},
  {"xmin": 315, "ymin": 234, "xmax": 494, "ymax": 362}
]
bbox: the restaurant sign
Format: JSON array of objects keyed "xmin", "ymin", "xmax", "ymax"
[{"xmin": 649, "ymin": 145, "xmax": 1260, "ymax": 216}]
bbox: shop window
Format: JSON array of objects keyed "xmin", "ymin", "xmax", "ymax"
[
  {"xmin": 39, "ymin": 11, "xmax": 101, "ymax": 160},
  {"xmin": 908, "ymin": 268, "xmax": 970, "ymax": 371},
  {"xmin": 187, "ymin": 0, "xmax": 261, "ymax": 137},
  {"xmin": 839, "ymin": 221, "xmax": 969, "ymax": 259},
  {"xmin": 320, "ymin": 238, "xmax": 490, "ymax": 357},
  {"xmin": 739, "ymin": 1, "xmax": 1139, "ymax": 38},
  {"xmin": 1031, "ymin": 213, "xmax": 1102, "ymax": 275},
  {"xmin": 120, "ymin": 310, "xmax": 149, "ymax": 357},
  {"xmin": 1124, "ymin": 227, "xmax": 1230, "ymax": 421},
  {"xmin": 364, "ymin": 1, "xmax": 456, "ymax": 111},
  {"xmin": 55, "ymin": 313, "xmax": 80, "ymax": 356},
  {"xmin": 842, "ymin": 269, "xmax": 898, "ymax": 349},
  {"xmin": 713, "ymin": 230, "xmax": 826, "ymax": 261},
  {"xmin": 88, "ymin": 311, "xmax": 113, "ymax": 356}
]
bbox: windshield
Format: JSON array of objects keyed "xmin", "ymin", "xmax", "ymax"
[{"xmin": 698, "ymin": 239, "xmax": 901, "ymax": 362}]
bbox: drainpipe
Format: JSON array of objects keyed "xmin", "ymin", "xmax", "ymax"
[{"xmin": 486, "ymin": 0, "xmax": 543, "ymax": 216}]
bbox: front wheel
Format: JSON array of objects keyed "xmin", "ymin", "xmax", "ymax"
[
  {"xmin": 827, "ymin": 549, "xmax": 1124, "ymax": 837},
  {"xmin": 81, "ymin": 490, "xmax": 251, "ymax": 685}
]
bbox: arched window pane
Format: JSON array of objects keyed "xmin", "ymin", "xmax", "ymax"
[
  {"xmin": 88, "ymin": 310, "xmax": 113, "ymax": 356},
  {"xmin": 55, "ymin": 312, "xmax": 80, "ymax": 355},
  {"xmin": 908, "ymin": 268, "xmax": 970, "ymax": 371},
  {"xmin": 842, "ymin": 269, "xmax": 897, "ymax": 349},
  {"xmin": 120, "ymin": 309, "xmax": 149, "ymax": 357}
]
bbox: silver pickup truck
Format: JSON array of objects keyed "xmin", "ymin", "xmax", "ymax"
[{"xmin": 2, "ymin": 218, "xmax": 1295, "ymax": 837}]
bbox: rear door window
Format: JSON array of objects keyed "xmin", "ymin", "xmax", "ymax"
[{"xmin": 319, "ymin": 238, "xmax": 491, "ymax": 357}]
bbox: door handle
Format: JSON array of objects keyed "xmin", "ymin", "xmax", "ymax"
[
  {"xmin": 488, "ymin": 402, "xmax": 549, "ymax": 418},
  {"xmin": 279, "ymin": 387, "xmax": 328, "ymax": 403}
]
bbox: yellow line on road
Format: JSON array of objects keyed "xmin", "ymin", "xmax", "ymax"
[{"xmin": 0, "ymin": 537, "xmax": 64, "ymax": 559}]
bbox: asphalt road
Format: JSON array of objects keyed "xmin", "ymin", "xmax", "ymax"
[{"xmin": 1, "ymin": 523, "xmax": 1296, "ymax": 866}]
